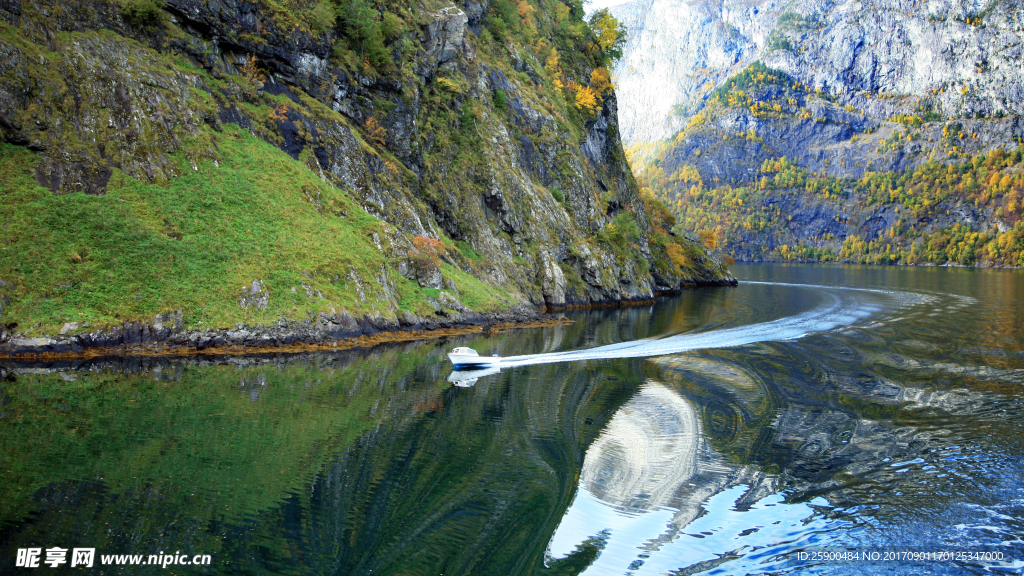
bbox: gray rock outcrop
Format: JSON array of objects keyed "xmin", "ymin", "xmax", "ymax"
[
  {"xmin": 238, "ymin": 280, "xmax": 269, "ymax": 311},
  {"xmin": 610, "ymin": 0, "xmax": 1024, "ymax": 145}
]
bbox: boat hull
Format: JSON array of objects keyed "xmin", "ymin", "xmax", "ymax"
[{"xmin": 448, "ymin": 353, "xmax": 500, "ymax": 368}]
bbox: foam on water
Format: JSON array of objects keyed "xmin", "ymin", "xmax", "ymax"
[{"xmin": 502, "ymin": 282, "xmax": 928, "ymax": 368}]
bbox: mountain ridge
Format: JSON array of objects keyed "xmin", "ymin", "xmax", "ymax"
[{"xmin": 611, "ymin": 0, "xmax": 1024, "ymax": 266}]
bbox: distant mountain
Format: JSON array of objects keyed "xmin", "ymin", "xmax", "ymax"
[
  {"xmin": 609, "ymin": 0, "xmax": 779, "ymax": 144},
  {"xmin": 619, "ymin": 0, "xmax": 1024, "ymax": 266},
  {"xmin": 613, "ymin": 0, "xmax": 1024, "ymax": 145}
]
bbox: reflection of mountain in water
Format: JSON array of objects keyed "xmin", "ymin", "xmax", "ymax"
[
  {"xmin": 643, "ymin": 327, "xmax": 1024, "ymax": 572},
  {"xmin": 2, "ymin": 290, "xmax": 746, "ymax": 576},
  {"xmin": 547, "ymin": 290, "xmax": 1024, "ymax": 575}
]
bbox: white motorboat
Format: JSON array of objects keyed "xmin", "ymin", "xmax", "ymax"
[{"xmin": 447, "ymin": 346, "xmax": 501, "ymax": 368}]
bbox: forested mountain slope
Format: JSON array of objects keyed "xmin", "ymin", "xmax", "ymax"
[
  {"xmin": 612, "ymin": 0, "xmax": 1024, "ymax": 266},
  {"xmin": 0, "ymin": 0, "xmax": 731, "ymax": 353}
]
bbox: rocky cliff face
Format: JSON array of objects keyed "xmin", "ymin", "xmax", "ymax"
[
  {"xmin": 612, "ymin": 0, "xmax": 1024, "ymax": 145},
  {"xmin": 0, "ymin": 0, "xmax": 733, "ymax": 351},
  {"xmin": 615, "ymin": 0, "xmax": 1024, "ymax": 265},
  {"xmin": 609, "ymin": 0, "xmax": 778, "ymax": 144},
  {"xmin": 761, "ymin": 0, "xmax": 1024, "ymax": 120}
]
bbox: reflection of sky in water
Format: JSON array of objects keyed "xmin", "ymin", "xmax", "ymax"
[
  {"xmin": 546, "ymin": 381, "xmax": 850, "ymax": 575},
  {"xmin": 548, "ymin": 485, "xmax": 846, "ymax": 575}
]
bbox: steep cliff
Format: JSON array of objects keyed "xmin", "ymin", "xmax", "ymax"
[
  {"xmin": 613, "ymin": 0, "xmax": 1024, "ymax": 146},
  {"xmin": 613, "ymin": 0, "xmax": 1024, "ymax": 265},
  {"xmin": 0, "ymin": 0, "xmax": 732, "ymax": 353},
  {"xmin": 607, "ymin": 0, "xmax": 769, "ymax": 145}
]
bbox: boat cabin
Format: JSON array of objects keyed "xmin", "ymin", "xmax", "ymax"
[{"xmin": 451, "ymin": 347, "xmax": 478, "ymax": 356}]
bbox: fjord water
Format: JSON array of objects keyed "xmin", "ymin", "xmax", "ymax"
[{"xmin": 2, "ymin": 264, "xmax": 1023, "ymax": 575}]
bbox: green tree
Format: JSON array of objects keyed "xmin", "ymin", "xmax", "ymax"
[
  {"xmin": 118, "ymin": 0, "xmax": 166, "ymax": 28},
  {"xmin": 588, "ymin": 9, "xmax": 627, "ymax": 64},
  {"xmin": 337, "ymin": 0, "xmax": 391, "ymax": 70}
]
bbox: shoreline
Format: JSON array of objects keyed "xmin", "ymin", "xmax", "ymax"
[
  {"xmin": 0, "ymin": 318, "xmax": 573, "ymax": 363},
  {"xmin": 727, "ymin": 258, "xmax": 1023, "ymax": 269},
  {"xmin": 0, "ymin": 282, "xmax": 737, "ymax": 361}
]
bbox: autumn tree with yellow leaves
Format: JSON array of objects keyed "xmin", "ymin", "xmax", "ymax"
[
  {"xmin": 590, "ymin": 67, "xmax": 612, "ymax": 94},
  {"xmin": 240, "ymin": 53, "xmax": 266, "ymax": 86},
  {"xmin": 574, "ymin": 85, "xmax": 601, "ymax": 115},
  {"xmin": 364, "ymin": 116, "xmax": 387, "ymax": 146},
  {"xmin": 698, "ymin": 230, "xmax": 718, "ymax": 250},
  {"xmin": 543, "ymin": 47, "xmax": 564, "ymax": 91}
]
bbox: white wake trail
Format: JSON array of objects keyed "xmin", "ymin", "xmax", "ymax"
[{"xmin": 499, "ymin": 282, "xmax": 928, "ymax": 368}]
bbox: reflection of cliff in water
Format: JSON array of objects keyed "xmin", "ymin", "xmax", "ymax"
[
  {"xmin": 282, "ymin": 363, "xmax": 649, "ymax": 575},
  {"xmin": 1, "ymin": 315, "xmax": 666, "ymax": 576},
  {"xmin": 244, "ymin": 290, "xmax": 742, "ymax": 575},
  {"xmin": 8, "ymin": 270, "xmax": 1021, "ymax": 575},
  {"xmin": 0, "ymin": 289, "xmax": 743, "ymax": 576}
]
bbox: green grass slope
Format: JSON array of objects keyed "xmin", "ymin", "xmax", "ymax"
[{"xmin": 0, "ymin": 126, "xmax": 508, "ymax": 337}]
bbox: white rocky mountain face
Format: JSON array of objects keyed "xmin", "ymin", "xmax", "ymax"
[
  {"xmin": 609, "ymin": 0, "xmax": 779, "ymax": 143},
  {"xmin": 611, "ymin": 0, "xmax": 1024, "ymax": 146}
]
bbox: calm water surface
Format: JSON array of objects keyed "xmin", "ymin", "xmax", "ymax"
[{"xmin": 2, "ymin": 264, "xmax": 1023, "ymax": 575}]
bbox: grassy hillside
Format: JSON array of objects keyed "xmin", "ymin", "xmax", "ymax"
[
  {"xmin": 0, "ymin": 0, "xmax": 732, "ymax": 345},
  {"xmin": 0, "ymin": 127, "xmax": 511, "ymax": 337}
]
